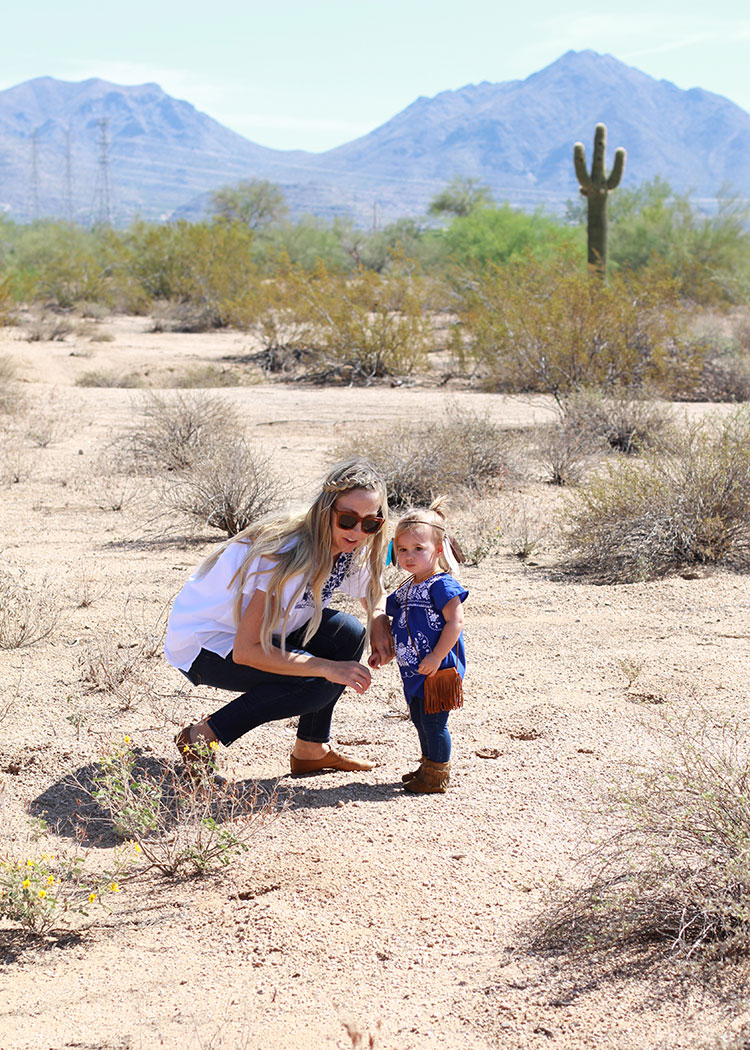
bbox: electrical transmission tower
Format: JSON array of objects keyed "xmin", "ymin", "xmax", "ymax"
[
  {"xmin": 29, "ymin": 128, "xmax": 40, "ymax": 221},
  {"xmin": 64, "ymin": 126, "xmax": 74, "ymax": 223},
  {"xmin": 91, "ymin": 117, "xmax": 113, "ymax": 225}
]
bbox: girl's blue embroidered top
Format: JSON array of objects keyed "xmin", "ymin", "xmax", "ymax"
[{"xmin": 386, "ymin": 572, "xmax": 468, "ymax": 702}]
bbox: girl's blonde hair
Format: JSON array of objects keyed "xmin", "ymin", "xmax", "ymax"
[
  {"xmin": 393, "ymin": 496, "xmax": 462, "ymax": 577},
  {"xmin": 197, "ymin": 458, "xmax": 388, "ymax": 653}
]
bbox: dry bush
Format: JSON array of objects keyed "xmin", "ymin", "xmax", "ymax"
[
  {"xmin": 0, "ymin": 429, "xmax": 37, "ymax": 485},
  {"xmin": 22, "ymin": 311, "xmax": 75, "ymax": 343},
  {"xmin": 343, "ymin": 406, "xmax": 514, "ymax": 507},
  {"xmin": 535, "ymin": 715, "xmax": 750, "ymax": 960},
  {"xmin": 165, "ymin": 364, "xmax": 245, "ymax": 388},
  {"xmin": 0, "ymin": 569, "xmax": 60, "ymax": 649},
  {"xmin": 536, "ymin": 420, "xmax": 606, "ymax": 486},
  {"xmin": 560, "ymin": 387, "xmax": 675, "ymax": 454},
  {"xmin": 75, "ymin": 369, "xmax": 145, "ymax": 388},
  {"xmin": 79, "ymin": 627, "xmax": 162, "ymax": 710},
  {"xmin": 566, "ymin": 410, "xmax": 750, "ymax": 581},
  {"xmin": 161, "ymin": 436, "xmax": 285, "ymax": 536},
  {"xmin": 127, "ymin": 389, "xmax": 241, "ymax": 472}
]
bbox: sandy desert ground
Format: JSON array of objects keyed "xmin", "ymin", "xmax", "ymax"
[{"xmin": 1, "ymin": 314, "xmax": 749, "ymax": 1050}]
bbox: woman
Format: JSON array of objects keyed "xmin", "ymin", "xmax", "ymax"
[{"xmin": 165, "ymin": 458, "xmax": 393, "ymax": 775}]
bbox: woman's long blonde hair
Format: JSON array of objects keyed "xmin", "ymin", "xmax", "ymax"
[{"xmin": 196, "ymin": 458, "xmax": 388, "ymax": 653}]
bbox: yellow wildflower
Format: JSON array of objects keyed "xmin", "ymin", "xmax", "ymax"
[
  {"xmin": 124, "ymin": 736, "xmax": 131, "ymax": 744},
  {"xmin": 209, "ymin": 741, "xmax": 220, "ymax": 752},
  {"xmin": 88, "ymin": 892, "xmax": 97, "ymax": 903},
  {"xmin": 38, "ymin": 889, "xmax": 47, "ymax": 899},
  {"xmin": 109, "ymin": 882, "xmax": 120, "ymax": 893},
  {"xmin": 26, "ymin": 859, "xmax": 34, "ymax": 868},
  {"xmin": 22, "ymin": 878, "xmax": 31, "ymax": 889},
  {"xmin": 46, "ymin": 874, "xmax": 55, "ymax": 886}
]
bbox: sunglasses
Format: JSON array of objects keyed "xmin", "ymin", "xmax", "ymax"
[{"xmin": 332, "ymin": 508, "xmax": 385, "ymax": 534}]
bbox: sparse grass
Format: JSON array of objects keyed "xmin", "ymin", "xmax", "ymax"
[
  {"xmin": 565, "ymin": 410, "xmax": 750, "ymax": 581},
  {"xmin": 165, "ymin": 364, "xmax": 244, "ymax": 388},
  {"xmin": 343, "ymin": 406, "xmax": 514, "ymax": 506},
  {"xmin": 560, "ymin": 387, "xmax": 676, "ymax": 455},
  {"xmin": 534, "ymin": 714, "xmax": 750, "ymax": 960},
  {"xmin": 0, "ymin": 354, "xmax": 23, "ymax": 415},
  {"xmin": 89, "ymin": 741, "xmax": 281, "ymax": 876},
  {"xmin": 23, "ymin": 312, "xmax": 74, "ymax": 343},
  {"xmin": 75, "ymin": 369, "xmax": 145, "ymax": 388},
  {"xmin": 0, "ymin": 569, "xmax": 60, "ymax": 649},
  {"xmin": 78, "ymin": 627, "xmax": 162, "ymax": 711},
  {"xmin": 161, "ymin": 435, "xmax": 285, "ymax": 536}
]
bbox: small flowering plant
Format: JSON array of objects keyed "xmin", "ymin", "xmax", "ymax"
[
  {"xmin": 90, "ymin": 738, "xmax": 279, "ymax": 876},
  {"xmin": 0, "ymin": 845, "xmax": 133, "ymax": 936}
]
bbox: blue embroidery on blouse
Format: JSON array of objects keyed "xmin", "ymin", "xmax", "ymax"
[{"xmin": 296, "ymin": 551, "xmax": 354, "ymax": 611}]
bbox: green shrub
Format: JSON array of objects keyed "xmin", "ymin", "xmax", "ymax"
[
  {"xmin": 91, "ymin": 741, "xmax": 280, "ymax": 876},
  {"xmin": 565, "ymin": 410, "xmax": 750, "ymax": 581},
  {"xmin": 535, "ymin": 715, "xmax": 750, "ymax": 959},
  {"xmin": 454, "ymin": 256, "xmax": 694, "ymax": 396}
]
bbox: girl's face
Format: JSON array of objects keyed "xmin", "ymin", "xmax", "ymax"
[
  {"xmin": 395, "ymin": 525, "xmax": 442, "ymax": 583},
  {"xmin": 330, "ymin": 488, "xmax": 383, "ymax": 557}
]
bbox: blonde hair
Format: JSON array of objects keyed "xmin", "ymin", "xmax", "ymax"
[
  {"xmin": 393, "ymin": 497, "xmax": 462, "ymax": 577},
  {"xmin": 196, "ymin": 458, "xmax": 387, "ymax": 654}
]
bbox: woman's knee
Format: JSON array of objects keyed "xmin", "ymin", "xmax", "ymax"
[{"xmin": 310, "ymin": 609, "xmax": 366, "ymax": 660}]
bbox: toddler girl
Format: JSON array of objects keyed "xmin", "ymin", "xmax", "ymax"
[{"xmin": 382, "ymin": 499, "xmax": 468, "ymax": 794}]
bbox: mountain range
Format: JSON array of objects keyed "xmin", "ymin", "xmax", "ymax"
[{"xmin": 1, "ymin": 50, "xmax": 749, "ymax": 227}]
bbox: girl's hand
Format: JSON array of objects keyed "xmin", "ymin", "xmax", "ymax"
[
  {"xmin": 324, "ymin": 660, "xmax": 372, "ymax": 695},
  {"xmin": 418, "ymin": 652, "xmax": 443, "ymax": 677},
  {"xmin": 368, "ymin": 612, "xmax": 395, "ymax": 668}
]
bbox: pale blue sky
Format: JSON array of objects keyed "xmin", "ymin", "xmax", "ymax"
[{"xmin": 3, "ymin": 1, "xmax": 749, "ymax": 151}]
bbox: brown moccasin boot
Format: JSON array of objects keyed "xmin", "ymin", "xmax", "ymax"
[
  {"xmin": 401, "ymin": 756, "xmax": 426, "ymax": 783},
  {"xmin": 403, "ymin": 759, "xmax": 450, "ymax": 794}
]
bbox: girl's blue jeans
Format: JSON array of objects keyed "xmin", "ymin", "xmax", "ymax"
[
  {"xmin": 183, "ymin": 608, "xmax": 366, "ymax": 747},
  {"xmin": 408, "ymin": 698, "xmax": 451, "ymax": 763}
]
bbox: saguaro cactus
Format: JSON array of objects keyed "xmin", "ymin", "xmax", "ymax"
[{"xmin": 573, "ymin": 123, "xmax": 626, "ymax": 278}]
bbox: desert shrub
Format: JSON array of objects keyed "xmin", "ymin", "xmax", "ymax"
[
  {"xmin": 536, "ymin": 419, "xmax": 606, "ymax": 486},
  {"xmin": 0, "ymin": 842, "xmax": 132, "ymax": 936},
  {"xmin": 75, "ymin": 369, "xmax": 145, "ymax": 388},
  {"xmin": 454, "ymin": 256, "xmax": 696, "ymax": 396},
  {"xmin": 127, "ymin": 390, "xmax": 242, "ymax": 472},
  {"xmin": 559, "ymin": 388, "xmax": 675, "ymax": 455},
  {"xmin": 161, "ymin": 436, "xmax": 284, "ymax": 536},
  {"xmin": 119, "ymin": 220, "xmax": 258, "ymax": 327},
  {"xmin": 90, "ymin": 741, "xmax": 280, "ymax": 876},
  {"xmin": 607, "ymin": 179, "xmax": 750, "ymax": 305},
  {"xmin": 10, "ymin": 221, "xmax": 117, "ymax": 308},
  {"xmin": 439, "ymin": 203, "xmax": 581, "ymax": 269},
  {"xmin": 0, "ymin": 354, "xmax": 22, "ymax": 415},
  {"xmin": 23, "ymin": 311, "xmax": 74, "ymax": 342},
  {"xmin": 79, "ymin": 628, "xmax": 161, "ymax": 711},
  {"xmin": 291, "ymin": 262, "xmax": 433, "ymax": 382},
  {"xmin": 343, "ymin": 407, "xmax": 513, "ymax": 506},
  {"xmin": 162, "ymin": 364, "xmax": 245, "ymax": 388},
  {"xmin": 535, "ymin": 716, "xmax": 750, "ymax": 959},
  {"xmin": 0, "ymin": 569, "xmax": 60, "ymax": 648},
  {"xmin": 566, "ymin": 410, "xmax": 750, "ymax": 581}
]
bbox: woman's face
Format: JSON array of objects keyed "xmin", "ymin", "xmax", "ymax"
[{"xmin": 330, "ymin": 488, "xmax": 383, "ymax": 557}]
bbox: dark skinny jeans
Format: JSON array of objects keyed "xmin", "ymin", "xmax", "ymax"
[{"xmin": 183, "ymin": 608, "xmax": 366, "ymax": 747}]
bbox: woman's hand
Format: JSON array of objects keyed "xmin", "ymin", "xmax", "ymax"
[
  {"xmin": 323, "ymin": 659, "xmax": 372, "ymax": 694},
  {"xmin": 368, "ymin": 611, "xmax": 395, "ymax": 669}
]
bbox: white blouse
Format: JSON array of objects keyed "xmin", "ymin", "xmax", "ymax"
[{"xmin": 164, "ymin": 541, "xmax": 370, "ymax": 672}]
